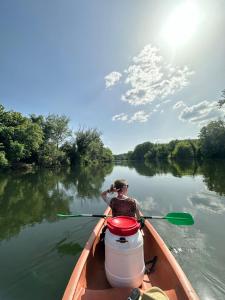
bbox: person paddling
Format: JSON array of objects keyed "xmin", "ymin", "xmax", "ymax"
[{"xmin": 101, "ymin": 179, "xmax": 140, "ymax": 219}]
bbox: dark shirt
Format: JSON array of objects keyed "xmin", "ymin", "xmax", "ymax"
[{"xmin": 110, "ymin": 197, "xmax": 137, "ymax": 217}]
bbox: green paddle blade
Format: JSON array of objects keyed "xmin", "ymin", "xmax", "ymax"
[{"xmin": 165, "ymin": 212, "xmax": 194, "ymax": 225}]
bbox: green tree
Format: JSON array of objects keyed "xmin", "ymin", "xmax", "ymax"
[
  {"xmin": 0, "ymin": 106, "xmax": 43, "ymax": 164},
  {"xmin": 131, "ymin": 142, "xmax": 155, "ymax": 160},
  {"xmin": 199, "ymin": 120, "xmax": 225, "ymax": 158},
  {"xmin": 144, "ymin": 148, "xmax": 157, "ymax": 161},
  {"xmin": 155, "ymin": 144, "xmax": 169, "ymax": 160},
  {"xmin": 43, "ymin": 114, "xmax": 72, "ymax": 149},
  {"xmin": 0, "ymin": 152, "xmax": 8, "ymax": 167},
  {"xmin": 38, "ymin": 143, "xmax": 69, "ymax": 167},
  {"xmin": 75, "ymin": 128, "xmax": 102, "ymax": 156},
  {"xmin": 74, "ymin": 128, "xmax": 112, "ymax": 164},
  {"xmin": 218, "ymin": 89, "xmax": 225, "ymax": 108},
  {"xmin": 171, "ymin": 141, "xmax": 195, "ymax": 159},
  {"xmin": 102, "ymin": 147, "xmax": 114, "ymax": 162}
]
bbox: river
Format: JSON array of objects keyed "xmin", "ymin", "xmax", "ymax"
[{"xmin": 0, "ymin": 160, "xmax": 225, "ymax": 299}]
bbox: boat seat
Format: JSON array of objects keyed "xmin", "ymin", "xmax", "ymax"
[
  {"xmin": 76, "ymin": 287, "xmax": 178, "ymax": 300},
  {"xmin": 76, "ymin": 287, "xmax": 133, "ymax": 300}
]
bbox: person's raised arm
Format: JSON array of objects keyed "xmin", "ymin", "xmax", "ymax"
[
  {"xmin": 101, "ymin": 189, "xmax": 111, "ymax": 204},
  {"xmin": 101, "ymin": 185, "xmax": 119, "ymax": 205}
]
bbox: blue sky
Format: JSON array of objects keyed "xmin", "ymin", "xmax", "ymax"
[{"xmin": 0, "ymin": 0, "xmax": 225, "ymax": 154}]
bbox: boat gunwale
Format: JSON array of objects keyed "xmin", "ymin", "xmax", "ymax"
[
  {"xmin": 142, "ymin": 214, "xmax": 199, "ymax": 299},
  {"xmin": 62, "ymin": 207, "xmax": 111, "ymax": 300}
]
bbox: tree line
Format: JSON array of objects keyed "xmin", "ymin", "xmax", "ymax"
[
  {"xmin": 0, "ymin": 105, "xmax": 113, "ymax": 168},
  {"xmin": 1, "ymin": 89, "xmax": 224, "ymax": 168},
  {"xmin": 115, "ymin": 120, "xmax": 225, "ymax": 161}
]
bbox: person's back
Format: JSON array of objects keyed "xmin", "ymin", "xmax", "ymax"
[
  {"xmin": 110, "ymin": 196, "xmax": 136, "ymax": 217},
  {"xmin": 101, "ymin": 179, "xmax": 140, "ymax": 218}
]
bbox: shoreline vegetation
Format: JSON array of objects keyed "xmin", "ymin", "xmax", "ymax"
[
  {"xmin": 0, "ymin": 101, "xmax": 225, "ymax": 170},
  {"xmin": 114, "ymin": 118, "xmax": 225, "ymax": 163},
  {"xmin": 0, "ymin": 104, "xmax": 113, "ymax": 169}
]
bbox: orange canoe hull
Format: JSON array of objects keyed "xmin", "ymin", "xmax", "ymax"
[{"xmin": 62, "ymin": 208, "xmax": 199, "ymax": 300}]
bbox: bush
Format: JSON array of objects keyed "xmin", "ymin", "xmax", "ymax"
[
  {"xmin": 0, "ymin": 152, "xmax": 8, "ymax": 167},
  {"xmin": 172, "ymin": 141, "xmax": 195, "ymax": 159}
]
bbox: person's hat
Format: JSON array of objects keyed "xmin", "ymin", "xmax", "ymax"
[{"xmin": 139, "ymin": 287, "xmax": 169, "ymax": 300}]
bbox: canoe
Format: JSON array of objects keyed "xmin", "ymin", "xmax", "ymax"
[{"xmin": 62, "ymin": 207, "xmax": 199, "ymax": 300}]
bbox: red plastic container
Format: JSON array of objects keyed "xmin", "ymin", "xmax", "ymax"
[{"xmin": 107, "ymin": 216, "xmax": 140, "ymax": 236}]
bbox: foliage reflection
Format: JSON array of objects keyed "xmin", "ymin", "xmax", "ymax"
[
  {"xmin": 0, "ymin": 163, "xmax": 113, "ymax": 240},
  {"xmin": 129, "ymin": 159, "xmax": 225, "ymax": 195}
]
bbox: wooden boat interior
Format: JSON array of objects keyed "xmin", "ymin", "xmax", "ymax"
[{"xmin": 62, "ymin": 209, "xmax": 198, "ymax": 300}]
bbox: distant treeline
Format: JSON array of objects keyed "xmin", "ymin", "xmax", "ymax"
[
  {"xmin": 1, "ymin": 90, "xmax": 225, "ymax": 169},
  {"xmin": 115, "ymin": 120, "xmax": 225, "ymax": 161},
  {"xmin": 0, "ymin": 105, "xmax": 113, "ymax": 168}
]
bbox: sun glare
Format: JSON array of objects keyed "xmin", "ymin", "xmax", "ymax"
[{"xmin": 162, "ymin": 2, "xmax": 200, "ymax": 48}]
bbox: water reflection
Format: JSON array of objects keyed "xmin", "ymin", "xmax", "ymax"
[
  {"xmin": 57, "ymin": 241, "xmax": 83, "ymax": 257},
  {"xmin": 73, "ymin": 163, "xmax": 113, "ymax": 199},
  {"xmin": 0, "ymin": 163, "xmax": 113, "ymax": 240},
  {"xmin": 131, "ymin": 159, "xmax": 201, "ymax": 177},
  {"xmin": 0, "ymin": 159, "xmax": 224, "ymax": 241},
  {"xmin": 188, "ymin": 192, "xmax": 225, "ymax": 214},
  {"xmin": 128, "ymin": 159, "xmax": 225, "ymax": 195},
  {"xmin": 0, "ymin": 160, "xmax": 225, "ymax": 300},
  {"xmin": 201, "ymin": 160, "xmax": 225, "ymax": 196}
]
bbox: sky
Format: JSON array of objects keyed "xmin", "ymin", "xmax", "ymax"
[{"xmin": 0, "ymin": 0, "xmax": 225, "ymax": 154}]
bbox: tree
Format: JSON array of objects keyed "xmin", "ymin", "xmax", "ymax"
[
  {"xmin": 0, "ymin": 106, "xmax": 43, "ymax": 164},
  {"xmin": 102, "ymin": 147, "xmax": 113, "ymax": 162},
  {"xmin": 144, "ymin": 148, "xmax": 157, "ymax": 161},
  {"xmin": 43, "ymin": 114, "xmax": 72, "ymax": 149},
  {"xmin": 75, "ymin": 128, "xmax": 102, "ymax": 156},
  {"xmin": 74, "ymin": 128, "xmax": 113, "ymax": 164},
  {"xmin": 171, "ymin": 141, "xmax": 195, "ymax": 160},
  {"xmin": 199, "ymin": 120, "xmax": 225, "ymax": 158},
  {"xmin": 155, "ymin": 144, "xmax": 169, "ymax": 159},
  {"xmin": 38, "ymin": 143, "xmax": 70, "ymax": 167},
  {"xmin": 131, "ymin": 142, "xmax": 155, "ymax": 160},
  {"xmin": 218, "ymin": 89, "xmax": 225, "ymax": 108},
  {"xmin": 0, "ymin": 152, "xmax": 8, "ymax": 167}
]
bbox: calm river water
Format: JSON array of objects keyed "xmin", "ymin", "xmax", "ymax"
[{"xmin": 0, "ymin": 160, "xmax": 225, "ymax": 299}]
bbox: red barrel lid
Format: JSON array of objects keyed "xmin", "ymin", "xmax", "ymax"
[{"xmin": 107, "ymin": 216, "xmax": 140, "ymax": 236}]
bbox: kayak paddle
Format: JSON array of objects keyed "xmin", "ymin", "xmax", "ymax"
[
  {"xmin": 57, "ymin": 213, "xmax": 108, "ymax": 218},
  {"xmin": 57, "ymin": 212, "xmax": 194, "ymax": 226},
  {"xmin": 143, "ymin": 212, "xmax": 194, "ymax": 226}
]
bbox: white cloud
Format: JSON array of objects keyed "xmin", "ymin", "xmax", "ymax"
[
  {"xmin": 112, "ymin": 111, "xmax": 151, "ymax": 123},
  {"xmin": 162, "ymin": 99, "xmax": 171, "ymax": 105},
  {"xmin": 173, "ymin": 100, "xmax": 185, "ymax": 110},
  {"xmin": 107, "ymin": 44, "xmax": 194, "ymax": 124},
  {"xmin": 120, "ymin": 45, "xmax": 193, "ymax": 106},
  {"xmin": 128, "ymin": 111, "xmax": 150, "ymax": 123},
  {"xmin": 178, "ymin": 101, "xmax": 225, "ymax": 125},
  {"xmin": 112, "ymin": 113, "xmax": 128, "ymax": 121},
  {"xmin": 105, "ymin": 71, "xmax": 122, "ymax": 88},
  {"xmin": 188, "ymin": 192, "xmax": 225, "ymax": 214},
  {"xmin": 140, "ymin": 196, "xmax": 156, "ymax": 211}
]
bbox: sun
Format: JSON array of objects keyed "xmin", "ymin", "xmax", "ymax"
[{"xmin": 162, "ymin": 2, "xmax": 200, "ymax": 48}]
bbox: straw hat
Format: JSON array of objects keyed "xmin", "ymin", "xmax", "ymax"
[{"xmin": 139, "ymin": 287, "xmax": 169, "ymax": 300}]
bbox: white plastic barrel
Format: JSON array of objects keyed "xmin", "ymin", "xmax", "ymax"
[{"xmin": 104, "ymin": 217, "xmax": 145, "ymax": 288}]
